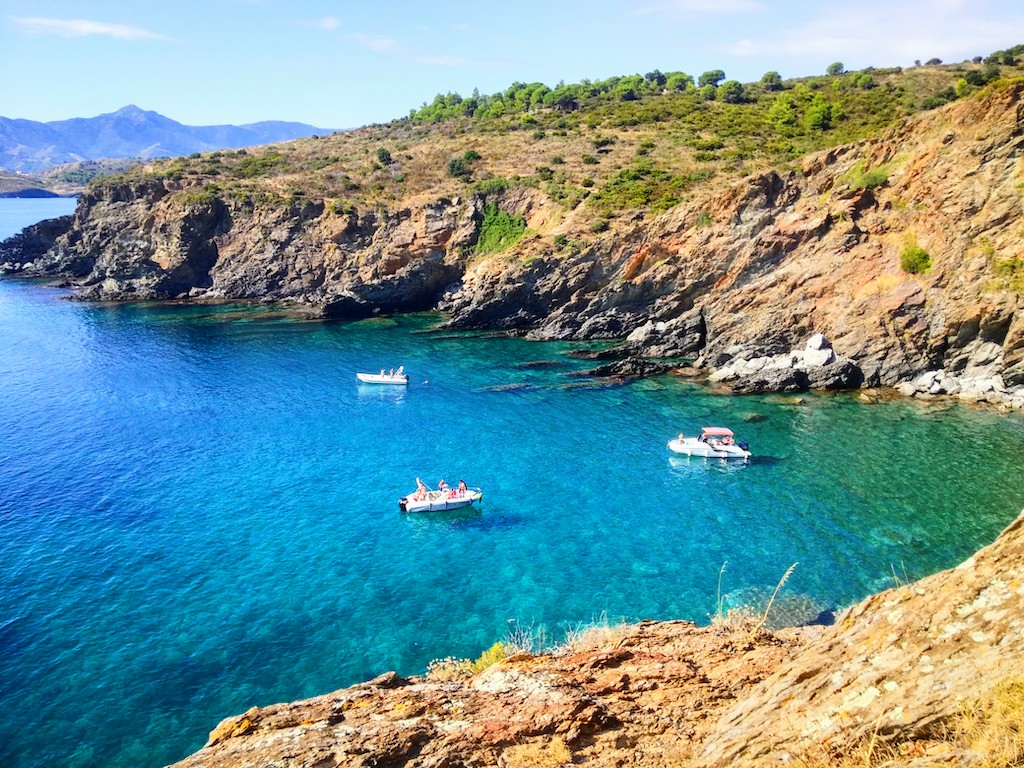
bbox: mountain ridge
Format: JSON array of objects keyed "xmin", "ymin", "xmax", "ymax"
[{"xmin": 0, "ymin": 105, "xmax": 336, "ymax": 174}]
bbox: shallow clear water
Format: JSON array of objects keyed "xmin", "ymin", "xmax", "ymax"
[{"xmin": 2, "ymin": 200, "xmax": 1023, "ymax": 768}]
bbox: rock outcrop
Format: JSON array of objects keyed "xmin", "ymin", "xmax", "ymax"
[
  {"xmin": 3, "ymin": 85, "xmax": 1023, "ymax": 404},
  {"xmin": 172, "ymin": 622, "xmax": 817, "ymax": 768},
  {"xmin": 169, "ymin": 509, "xmax": 1024, "ymax": 767},
  {"xmin": 699, "ymin": 508, "xmax": 1024, "ymax": 766},
  {"xmin": 0, "ymin": 214, "xmax": 73, "ymax": 271}
]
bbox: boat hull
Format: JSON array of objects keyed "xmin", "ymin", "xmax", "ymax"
[
  {"xmin": 356, "ymin": 373, "xmax": 409, "ymax": 385},
  {"xmin": 667, "ymin": 438, "xmax": 751, "ymax": 460},
  {"xmin": 399, "ymin": 489, "xmax": 482, "ymax": 513}
]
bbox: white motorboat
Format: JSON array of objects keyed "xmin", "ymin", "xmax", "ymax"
[
  {"xmin": 668, "ymin": 426, "xmax": 751, "ymax": 460},
  {"xmin": 357, "ymin": 371, "xmax": 408, "ymax": 385},
  {"xmin": 399, "ymin": 486, "xmax": 482, "ymax": 513}
]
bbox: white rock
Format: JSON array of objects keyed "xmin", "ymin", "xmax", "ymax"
[
  {"xmin": 626, "ymin": 321, "xmax": 655, "ymax": 344},
  {"xmin": 897, "ymin": 382, "xmax": 919, "ymax": 397},
  {"xmin": 963, "ymin": 341, "xmax": 1003, "ymax": 375},
  {"xmin": 803, "ymin": 347, "xmax": 836, "ymax": 367},
  {"xmin": 806, "ymin": 332, "xmax": 831, "ymax": 351},
  {"xmin": 708, "ymin": 366, "xmax": 736, "ymax": 382}
]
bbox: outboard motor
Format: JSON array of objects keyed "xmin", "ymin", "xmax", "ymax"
[
  {"xmin": 737, "ymin": 441, "xmax": 750, "ymax": 451},
  {"xmin": 398, "ymin": 498, "xmax": 407, "ymax": 512}
]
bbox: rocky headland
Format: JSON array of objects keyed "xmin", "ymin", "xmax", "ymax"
[
  {"xmin": 3, "ymin": 84, "xmax": 1023, "ymax": 408},
  {"xmin": 166, "ymin": 507, "xmax": 1024, "ymax": 767}
]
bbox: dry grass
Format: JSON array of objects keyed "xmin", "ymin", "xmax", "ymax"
[
  {"xmin": 425, "ymin": 641, "xmax": 512, "ymax": 681},
  {"xmin": 558, "ymin": 613, "xmax": 630, "ymax": 654},
  {"xmin": 749, "ymin": 562, "xmax": 798, "ymax": 637},
  {"xmin": 954, "ymin": 677, "xmax": 1024, "ymax": 766},
  {"xmin": 500, "ymin": 737, "xmax": 573, "ymax": 768},
  {"xmin": 790, "ymin": 676, "xmax": 1024, "ymax": 767},
  {"xmin": 708, "ymin": 604, "xmax": 760, "ymax": 633}
]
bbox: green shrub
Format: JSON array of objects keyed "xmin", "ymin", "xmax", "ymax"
[
  {"xmin": 233, "ymin": 151, "xmax": 288, "ymax": 178},
  {"xmin": 588, "ymin": 160, "xmax": 687, "ymax": 214},
  {"xmin": 582, "ymin": 154, "xmax": 599, "ymax": 164},
  {"xmin": 553, "ymin": 233, "xmax": 568, "ymax": 247},
  {"xmin": 476, "ymin": 202, "xmax": 527, "ymax": 253},
  {"xmin": 900, "ymin": 241, "xmax": 932, "ymax": 274},
  {"xmin": 840, "ymin": 161, "xmax": 890, "ymax": 191},
  {"xmin": 475, "ymin": 177, "xmax": 510, "ymax": 196},
  {"xmin": 447, "ymin": 157, "xmax": 470, "ymax": 178},
  {"xmin": 992, "ymin": 257, "xmax": 1024, "ymax": 294},
  {"xmin": 375, "ymin": 148, "xmax": 392, "ymax": 165},
  {"xmin": 177, "ymin": 183, "xmax": 221, "ymax": 208},
  {"xmin": 468, "ymin": 642, "xmax": 509, "ymax": 673},
  {"xmin": 463, "ymin": 149, "xmax": 482, "ymax": 161}
]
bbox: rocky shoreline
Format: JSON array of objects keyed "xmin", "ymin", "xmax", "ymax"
[
  {"xmin": 164, "ymin": 508, "xmax": 1024, "ymax": 767},
  {"xmin": 2, "ymin": 86, "xmax": 1022, "ymax": 409}
]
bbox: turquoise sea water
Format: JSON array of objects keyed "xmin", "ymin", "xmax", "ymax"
[{"xmin": 2, "ymin": 199, "xmax": 1024, "ymax": 768}]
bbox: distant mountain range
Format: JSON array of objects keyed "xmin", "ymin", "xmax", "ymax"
[{"xmin": 0, "ymin": 105, "xmax": 335, "ymax": 173}]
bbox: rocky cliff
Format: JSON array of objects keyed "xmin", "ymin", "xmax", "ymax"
[
  {"xmin": 2, "ymin": 85, "xmax": 1023, "ymax": 406},
  {"xmin": 169, "ymin": 509, "xmax": 1024, "ymax": 767}
]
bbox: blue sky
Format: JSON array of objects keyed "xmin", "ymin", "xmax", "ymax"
[{"xmin": 2, "ymin": 0, "xmax": 1021, "ymax": 129}]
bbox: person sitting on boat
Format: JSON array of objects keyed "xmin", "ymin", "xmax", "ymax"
[
  {"xmin": 458, "ymin": 479, "xmax": 467, "ymax": 494},
  {"xmin": 389, "ymin": 368, "xmax": 395, "ymax": 376},
  {"xmin": 415, "ymin": 477, "xmax": 428, "ymax": 501},
  {"xmin": 380, "ymin": 369, "xmax": 386, "ymax": 376},
  {"xmin": 437, "ymin": 479, "xmax": 448, "ymax": 492},
  {"xmin": 678, "ymin": 432, "xmax": 685, "ymax": 442},
  {"xmin": 396, "ymin": 366, "xmax": 404, "ymax": 377}
]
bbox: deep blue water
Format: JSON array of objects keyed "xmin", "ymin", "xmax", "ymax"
[{"xmin": 2, "ymin": 199, "xmax": 1024, "ymax": 768}]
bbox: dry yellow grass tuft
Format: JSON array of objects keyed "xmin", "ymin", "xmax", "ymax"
[
  {"xmin": 955, "ymin": 677, "xmax": 1024, "ymax": 766},
  {"xmin": 558, "ymin": 615, "xmax": 630, "ymax": 654},
  {"xmin": 501, "ymin": 737, "xmax": 572, "ymax": 768},
  {"xmin": 789, "ymin": 676, "xmax": 1024, "ymax": 767}
]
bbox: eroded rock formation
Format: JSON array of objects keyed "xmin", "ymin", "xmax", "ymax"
[{"xmin": 3, "ymin": 86, "xmax": 1023, "ymax": 405}]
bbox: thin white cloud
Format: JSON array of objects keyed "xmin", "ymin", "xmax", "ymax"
[
  {"xmin": 718, "ymin": 5, "xmax": 1020, "ymax": 66},
  {"xmin": 350, "ymin": 33, "xmax": 495, "ymax": 68},
  {"xmin": 10, "ymin": 16, "xmax": 175, "ymax": 42},
  {"xmin": 633, "ymin": 0, "xmax": 764, "ymax": 15},
  {"xmin": 352, "ymin": 33, "xmax": 402, "ymax": 55},
  {"xmin": 317, "ymin": 16, "xmax": 341, "ymax": 31},
  {"xmin": 417, "ymin": 54, "xmax": 473, "ymax": 67}
]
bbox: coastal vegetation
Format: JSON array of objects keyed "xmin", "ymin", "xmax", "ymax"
[
  {"xmin": 900, "ymin": 240, "xmax": 933, "ymax": 274},
  {"xmin": 85, "ymin": 47, "xmax": 1022, "ymax": 256}
]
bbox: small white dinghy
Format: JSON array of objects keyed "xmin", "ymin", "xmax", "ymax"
[
  {"xmin": 668, "ymin": 426, "xmax": 751, "ymax": 460},
  {"xmin": 399, "ymin": 484, "xmax": 482, "ymax": 513},
  {"xmin": 357, "ymin": 368, "xmax": 408, "ymax": 385}
]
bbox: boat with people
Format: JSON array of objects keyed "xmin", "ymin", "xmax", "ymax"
[
  {"xmin": 356, "ymin": 366, "xmax": 408, "ymax": 385},
  {"xmin": 399, "ymin": 478, "xmax": 482, "ymax": 513},
  {"xmin": 667, "ymin": 426, "xmax": 751, "ymax": 460}
]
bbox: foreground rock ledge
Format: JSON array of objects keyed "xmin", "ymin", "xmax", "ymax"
[{"xmin": 172, "ymin": 509, "xmax": 1024, "ymax": 768}]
